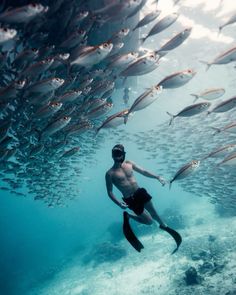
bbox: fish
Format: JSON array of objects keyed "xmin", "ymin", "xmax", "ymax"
[
  {"xmin": 202, "ymin": 144, "xmax": 236, "ymax": 161},
  {"xmin": 211, "ymin": 122, "xmax": 236, "ymax": 135},
  {"xmin": 60, "ymin": 147, "xmax": 80, "ymax": 159},
  {"xmin": 200, "ymin": 46, "xmax": 236, "ymax": 70},
  {"xmin": 120, "ymin": 52, "xmax": 159, "ymax": 76},
  {"xmin": 218, "ymin": 13, "xmax": 236, "ymax": 33},
  {"xmin": 169, "ymin": 160, "xmax": 200, "ymax": 188},
  {"xmin": 71, "ymin": 42, "xmax": 113, "ymax": 67},
  {"xmin": 34, "ymin": 102, "xmax": 63, "ymax": 119},
  {"xmin": 218, "ymin": 152, "xmax": 236, "ymax": 166},
  {"xmin": 156, "ymin": 27, "xmax": 192, "ymax": 54},
  {"xmin": 190, "ymin": 88, "xmax": 225, "ymax": 102},
  {"xmin": 0, "ymin": 3, "xmax": 46, "ymax": 23},
  {"xmin": 107, "ymin": 52, "xmax": 139, "ymax": 72},
  {"xmin": 166, "ymin": 102, "xmax": 211, "ymax": 125},
  {"xmin": 157, "ymin": 69, "xmax": 196, "ymax": 88},
  {"xmin": 96, "ymin": 109, "xmax": 129, "ymax": 135},
  {"xmin": 124, "ymin": 85, "xmax": 162, "ymax": 123},
  {"xmin": 12, "ymin": 48, "xmax": 39, "ymax": 70},
  {"xmin": 132, "ymin": 10, "xmax": 161, "ymax": 31},
  {"xmin": 26, "ymin": 77, "xmax": 64, "ymax": 95},
  {"xmin": 208, "ymin": 96, "xmax": 236, "ymax": 114},
  {"xmin": 140, "ymin": 13, "xmax": 179, "ymax": 43},
  {"xmin": 0, "ymin": 27, "xmax": 17, "ymax": 44}
]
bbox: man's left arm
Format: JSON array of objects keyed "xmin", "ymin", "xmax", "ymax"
[{"xmin": 127, "ymin": 160, "xmax": 166, "ymax": 186}]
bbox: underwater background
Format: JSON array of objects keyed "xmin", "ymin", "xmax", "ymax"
[{"xmin": 0, "ymin": 0, "xmax": 236, "ymax": 294}]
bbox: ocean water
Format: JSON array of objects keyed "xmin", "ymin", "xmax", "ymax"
[{"xmin": 1, "ymin": 0, "xmax": 236, "ymax": 295}]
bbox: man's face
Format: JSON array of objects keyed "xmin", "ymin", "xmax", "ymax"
[{"xmin": 112, "ymin": 148, "xmax": 126, "ymax": 163}]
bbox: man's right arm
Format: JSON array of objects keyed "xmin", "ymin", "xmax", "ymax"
[{"xmin": 105, "ymin": 171, "xmax": 127, "ymax": 209}]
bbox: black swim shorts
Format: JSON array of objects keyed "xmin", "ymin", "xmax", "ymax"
[{"xmin": 123, "ymin": 188, "xmax": 152, "ymax": 215}]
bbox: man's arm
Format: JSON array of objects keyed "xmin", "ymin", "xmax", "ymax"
[
  {"xmin": 127, "ymin": 160, "xmax": 166, "ymax": 185},
  {"xmin": 105, "ymin": 171, "xmax": 128, "ymax": 208}
]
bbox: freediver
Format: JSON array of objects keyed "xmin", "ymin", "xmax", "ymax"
[{"xmin": 105, "ymin": 144, "xmax": 182, "ymax": 253}]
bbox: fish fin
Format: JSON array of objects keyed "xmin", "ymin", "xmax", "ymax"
[
  {"xmin": 139, "ymin": 36, "xmax": 147, "ymax": 44},
  {"xmin": 210, "ymin": 127, "xmax": 221, "ymax": 136},
  {"xmin": 199, "ymin": 60, "xmax": 211, "ymax": 71},
  {"xmin": 190, "ymin": 93, "xmax": 199, "ymax": 103},
  {"xmin": 166, "ymin": 112, "xmax": 175, "ymax": 126}
]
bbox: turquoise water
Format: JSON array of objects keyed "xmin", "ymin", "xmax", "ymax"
[{"xmin": 1, "ymin": 0, "xmax": 236, "ymax": 294}]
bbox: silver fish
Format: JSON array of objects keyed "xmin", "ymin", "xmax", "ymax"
[
  {"xmin": 190, "ymin": 88, "xmax": 225, "ymax": 102},
  {"xmin": 0, "ymin": 3, "xmax": 45, "ymax": 23},
  {"xmin": 218, "ymin": 152, "xmax": 236, "ymax": 166},
  {"xmin": 211, "ymin": 121, "xmax": 236, "ymax": 135},
  {"xmin": 108, "ymin": 52, "xmax": 139, "ymax": 71},
  {"xmin": 63, "ymin": 120, "xmax": 93, "ymax": 138},
  {"xmin": 60, "ymin": 147, "xmax": 80, "ymax": 159},
  {"xmin": 85, "ymin": 102, "xmax": 113, "ymax": 119},
  {"xmin": 124, "ymin": 85, "xmax": 162, "ymax": 123},
  {"xmin": 208, "ymin": 96, "xmax": 236, "ymax": 114},
  {"xmin": 200, "ymin": 46, "xmax": 236, "ymax": 70},
  {"xmin": 96, "ymin": 109, "xmax": 129, "ymax": 135},
  {"xmin": 219, "ymin": 13, "xmax": 236, "ymax": 33},
  {"xmin": 167, "ymin": 102, "xmax": 211, "ymax": 125},
  {"xmin": 156, "ymin": 27, "xmax": 192, "ymax": 54},
  {"xmin": 120, "ymin": 52, "xmax": 159, "ymax": 76},
  {"xmin": 133, "ymin": 10, "xmax": 161, "ymax": 31},
  {"xmin": 60, "ymin": 29, "xmax": 87, "ymax": 49},
  {"xmin": 34, "ymin": 102, "xmax": 63, "ymax": 119},
  {"xmin": 71, "ymin": 42, "xmax": 113, "ymax": 67},
  {"xmin": 141, "ymin": 13, "xmax": 179, "ymax": 43},
  {"xmin": 12, "ymin": 48, "xmax": 39, "ymax": 70},
  {"xmin": 202, "ymin": 144, "xmax": 236, "ymax": 160},
  {"xmin": 26, "ymin": 78, "xmax": 64, "ymax": 94},
  {"xmin": 56, "ymin": 90, "xmax": 82, "ymax": 103},
  {"xmin": 157, "ymin": 69, "xmax": 196, "ymax": 88},
  {"xmin": 170, "ymin": 160, "xmax": 200, "ymax": 188},
  {"xmin": 39, "ymin": 116, "xmax": 71, "ymax": 140},
  {"xmin": 0, "ymin": 27, "xmax": 17, "ymax": 44}
]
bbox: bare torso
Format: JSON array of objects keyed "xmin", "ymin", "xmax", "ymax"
[{"xmin": 107, "ymin": 161, "xmax": 139, "ymax": 198}]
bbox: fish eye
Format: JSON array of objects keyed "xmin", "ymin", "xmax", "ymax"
[
  {"xmin": 3, "ymin": 27, "xmax": 7, "ymax": 32},
  {"xmin": 187, "ymin": 69, "xmax": 192, "ymax": 73},
  {"xmin": 63, "ymin": 116, "xmax": 68, "ymax": 120},
  {"xmin": 103, "ymin": 43, "xmax": 109, "ymax": 48}
]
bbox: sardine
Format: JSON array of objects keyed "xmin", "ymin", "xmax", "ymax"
[
  {"xmin": 190, "ymin": 88, "xmax": 225, "ymax": 102},
  {"xmin": 133, "ymin": 10, "xmax": 161, "ymax": 31},
  {"xmin": 208, "ymin": 96, "xmax": 236, "ymax": 114},
  {"xmin": 157, "ymin": 69, "xmax": 196, "ymax": 88}
]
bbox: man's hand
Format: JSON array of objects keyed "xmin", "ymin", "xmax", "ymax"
[
  {"xmin": 157, "ymin": 176, "xmax": 166, "ymax": 186},
  {"xmin": 119, "ymin": 201, "xmax": 128, "ymax": 209}
]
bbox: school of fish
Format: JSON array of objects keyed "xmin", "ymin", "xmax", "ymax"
[{"xmin": 0, "ymin": 0, "xmax": 236, "ymax": 212}]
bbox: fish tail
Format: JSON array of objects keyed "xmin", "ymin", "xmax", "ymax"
[
  {"xmin": 169, "ymin": 180, "xmax": 172, "ymax": 190},
  {"xmin": 166, "ymin": 112, "xmax": 174, "ymax": 126},
  {"xmin": 190, "ymin": 94, "xmax": 199, "ymax": 103},
  {"xmin": 218, "ymin": 26, "xmax": 222, "ymax": 35},
  {"xmin": 124, "ymin": 113, "xmax": 129, "ymax": 124},
  {"xmin": 199, "ymin": 60, "xmax": 211, "ymax": 71},
  {"xmin": 210, "ymin": 127, "xmax": 221, "ymax": 136}
]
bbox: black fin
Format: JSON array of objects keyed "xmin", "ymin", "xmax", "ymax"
[
  {"xmin": 160, "ymin": 225, "xmax": 182, "ymax": 254},
  {"xmin": 123, "ymin": 212, "xmax": 144, "ymax": 252}
]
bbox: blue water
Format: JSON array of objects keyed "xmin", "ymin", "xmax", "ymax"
[{"xmin": 1, "ymin": 0, "xmax": 236, "ymax": 294}]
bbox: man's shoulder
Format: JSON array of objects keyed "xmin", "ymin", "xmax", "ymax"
[{"xmin": 106, "ymin": 167, "xmax": 113, "ymax": 176}]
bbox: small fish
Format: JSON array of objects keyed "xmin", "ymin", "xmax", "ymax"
[
  {"xmin": 60, "ymin": 147, "xmax": 80, "ymax": 159},
  {"xmin": 21, "ymin": 58, "xmax": 54, "ymax": 79},
  {"xmin": 56, "ymin": 90, "xmax": 82, "ymax": 103},
  {"xmin": 108, "ymin": 52, "xmax": 139, "ymax": 72},
  {"xmin": 12, "ymin": 48, "xmax": 39, "ymax": 70},
  {"xmin": 167, "ymin": 102, "xmax": 211, "ymax": 125},
  {"xmin": 190, "ymin": 88, "xmax": 225, "ymax": 102},
  {"xmin": 34, "ymin": 102, "xmax": 63, "ymax": 119},
  {"xmin": 124, "ymin": 85, "xmax": 162, "ymax": 123},
  {"xmin": 60, "ymin": 29, "xmax": 87, "ymax": 49},
  {"xmin": 108, "ymin": 28, "xmax": 130, "ymax": 45},
  {"xmin": 140, "ymin": 13, "xmax": 179, "ymax": 43},
  {"xmin": 200, "ymin": 46, "xmax": 236, "ymax": 70},
  {"xmin": 38, "ymin": 116, "xmax": 71, "ymax": 140},
  {"xmin": 208, "ymin": 96, "xmax": 236, "ymax": 114},
  {"xmin": 133, "ymin": 10, "xmax": 161, "ymax": 31},
  {"xmin": 169, "ymin": 160, "xmax": 200, "ymax": 188},
  {"xmin": 26, "ymin": 77, "xmax": 64, "ymax": 95},
  {"xmin": 63, "ymin": 120, "xmax": 93, "ymax": 138},
  {"xmin": 157, "ymin": 69, "xmax": 196, "ymax": 88},
  {"xmin": 85, "ymin": 102, "xmax": 113, "ymax": 119}
]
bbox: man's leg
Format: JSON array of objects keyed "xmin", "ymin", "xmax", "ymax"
[
  {"xmin": 144, "ymin": 201, "xmax": 166, "ymax": 227},
  {"xmin": 127, "ymin": 210, "xmax": 153, "ymax": 225}
]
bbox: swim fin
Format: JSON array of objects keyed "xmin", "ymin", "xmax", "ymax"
[
  {"xmin": 123, "ymin": 212, "xmax": 144, "ymax": 252},
  {"xmin": 160, "ymin": 225, "xmax": 182, "ymax": 254}
]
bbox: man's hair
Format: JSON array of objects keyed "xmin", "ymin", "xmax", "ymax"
[{"xmin": 112, "ymin": 144, "xmax": 125, "ymax": 152}]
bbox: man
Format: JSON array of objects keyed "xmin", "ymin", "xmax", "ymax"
[{"xmin": 105, "ymin": 144, "xmax": 182, "ymax": 253}]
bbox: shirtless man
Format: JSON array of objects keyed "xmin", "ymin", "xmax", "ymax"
[{"xmin": 105, "ymin": 144, "xmax": 182, "ymax": 253}]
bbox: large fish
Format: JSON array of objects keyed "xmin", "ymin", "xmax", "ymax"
[
  {"xmin": 167, "ymin": 102, "xmax": 211, "ymax": 125},
  {"xmin": 200, "ymin": 46, "xmax": 236, "ymax": 70},
  {"xmin": 157, "ymin": 69, "xmax": 196, "ymax": 88},
  {"xmin": 208, "ymin": 96, "xmax": 236, "ymax": 114},
  {"xmin": 120, "ymin": 52, "xmax": 159, "ymax": 76},
  {"xmin": 124, "ymin": 85, "xmax": 162, "ymax": 123},
  {"xmin": 71, "ymin": 42, "xmax": 113, "ymax": 67},
  {"xmin": 140, "ymin": 13, "xmax": 179, "ymax": 43},
  {"xmin": 190, "ymin": 88, "xmax": 225, "ymax": 103},
  {"xmin": 169, "ymin": 160, "xmax": 200, "ymax": 188},
  {"xmin": 132, "ymin": 10, "xmax": 161, "ymax": 31}
]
